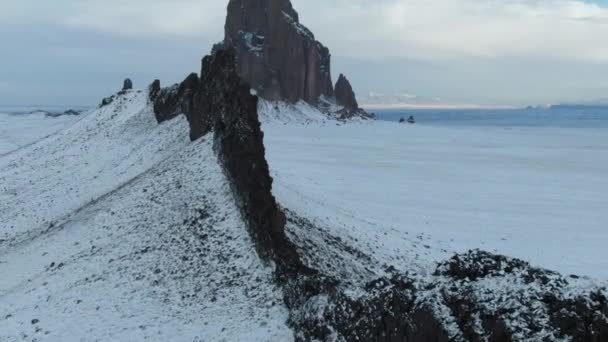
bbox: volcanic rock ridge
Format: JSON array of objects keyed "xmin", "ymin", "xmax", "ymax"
[
  {"xmin": 139, "ymin": 1, "xmax": 608, "ymax": 341},
  {"xmin": 143, "ymin": 43, "xmax": 608, "ymax": 341}
]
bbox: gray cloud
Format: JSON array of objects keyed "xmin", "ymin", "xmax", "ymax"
[{"xmin": 2, "ymin": 0, "xmax": 608, "ymax": 106}]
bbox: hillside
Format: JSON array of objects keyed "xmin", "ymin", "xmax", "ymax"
[{"xmin": 0, "ymin": 91, "xmax": 292, "ymax": 341}]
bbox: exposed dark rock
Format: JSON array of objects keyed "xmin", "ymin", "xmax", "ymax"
[
  {"xmin": 399, "ymin": 117, "xmax": 406, "ymax": 123},
  {"xmin": 63, "ymin": 109, "xmax": 81, "ymax": 116},
  {"xmin": 224, "ymin": 0, "xmax": 334, "ymax": 105},
  {"xmin": 334, "ymin": 74, "xmax": 359, "ymax": 113},
  {"xmin": 45, "ymin": 109, "xmax": 82, "ymax": 118},
  {"xmin": 149, "ymin": 73, "xmax": 201, "ymax": 126},
  {"xmin": 148, "ymin": 80, "xmax": 161, "ymax": 102},
  {"xmin": 436, "ymin": 249, "xmax": 564, "ymax": 286},
  {"xmin": 432, "ymin": 250, "xmax": 608, "ymax": 341},
  {"xmin": 100, "ymin": 96, "xmax": 114, "ymax": 108},
  {"xmin": 123, "ymin": 78, "xmax": 133, "ymax": 91},
  {"xmin": 100, "ymin": 79, "xmax": 135, "ymax": 107},
  {"xmin": 208, "ymin": 49, "xmax": 288, "ymax": 260},
  {"xmin": 408, "ymin": 115, "xmax": 415, "ymax": 124},
  {"xmin": 544, "ymin": 291, "xmax": 608, "ymax": 341}
]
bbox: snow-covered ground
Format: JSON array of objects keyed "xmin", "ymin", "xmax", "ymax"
[
  {"xmin": 0, "ymin": 92, "xmax": 291, "ymax": 341},
  {"xmin": 2, "ymin": 94, "xmax": 608, "ymax": 340},
  {"xmin": 0, "ymin": 111, "xmax": 81, "ymax": 155},
  {"xmin": 263, "ymin": 121, "xmax": 608, "ymax": 280}
]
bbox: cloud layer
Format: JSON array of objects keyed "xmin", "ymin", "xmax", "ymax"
[{"xmin": 2, "ymin": 0, "xmax": 608, "ymax": 106}]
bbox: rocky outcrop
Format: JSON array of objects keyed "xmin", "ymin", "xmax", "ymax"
[
  {"xmin": 44, "ymin": 109, "xmax": 82, "ymax": 118},
  {"xmin": 223, "ymin": 0, "xmax": 334, "ymax": 105},
  {"xmin": 149, "ymin": 73, "xmax": 201, "ymax": 129},
  {"xmin": 100, "ymin": 79, "xmax": 137, "ymax": 108},
  {"xmin": 207, "ymin": 49, "xmax": 303, "ymax": 268},
  {"xmin": 123, "ymin": 79, "xmax": 133, "ymax": 91},
  {"xmin": 334, "ymin": 74, "xmax": 359, "ymax": 112}
]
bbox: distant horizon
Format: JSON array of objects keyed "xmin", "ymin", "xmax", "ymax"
[{"xmin": 5, "ymin": 99, "xmax": 608, "ymax": 112}]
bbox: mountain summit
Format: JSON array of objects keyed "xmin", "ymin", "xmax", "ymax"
[{"xmin": 223, "ymin": 0, "xmax": 363, "ymax": 116}]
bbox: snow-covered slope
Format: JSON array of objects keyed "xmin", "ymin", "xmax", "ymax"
[
  {"xmin": 0, "ymin": 91, "xmax": 189, "ymax": 246},
  {"xmin": 258, "ymin": 98, "xmax": 371, "ymax": 125},
  {"xmin": 2, "ymin": 87, "xmax": 607, "ymax": 340},
  {"xmin": 0, "ymin": 92, "xmax": 291, "ymax": 341},
  {"xmin": 258, "ymin": 99, "xmax": 331, "ymax": 125}
]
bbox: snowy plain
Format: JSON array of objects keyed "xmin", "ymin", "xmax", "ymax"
[
  {"xmin": 262, "ymin": 119, "xmax": 608, "ymax": 280},
  {"xmin": 0, "ymin": 111, "xmax": 80, "ymax": 155}
]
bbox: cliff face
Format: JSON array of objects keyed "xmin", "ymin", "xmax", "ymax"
[{"xmin": 224, "ymin": 0, "xmax": 334, "ymax": 105}]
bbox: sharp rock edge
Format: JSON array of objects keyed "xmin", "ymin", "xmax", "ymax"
[{"xmin": 149, "ymin": 46, "xmax": 608, "ymax": 341}]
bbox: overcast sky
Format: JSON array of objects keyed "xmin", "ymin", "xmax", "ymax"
[{"xmin": 2, "ymin": 0, "xmax": 608, "ymax": 106}]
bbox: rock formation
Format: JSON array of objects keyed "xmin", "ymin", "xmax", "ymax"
[
  {"xmin": 122, "ymin": 78, "xmax": 133, "ymax": 91},
  {"xmin": 149, "ymin": 47, "xmax": 312, "ymax": 272},
  {"xmin": 100, "ymin": 79, "xmax": 136, "ymax": 108},
  {"xmin": 149, "ymin": 73, "xmax": 201, "ymax": 129},
  {"xmin": 334, "ymin": 74, "xmax": 359, "ymax": 112},
  {"xmin": 149, "ymin": 1, "xmax": 372, "ymax": 122},
  {"xmin": 149, "ymin": 46, "xmax": 608, "ymax": 341},
  {"xmin": 223, "ymin": 0, "xmax": 334, "ymax": 105}
]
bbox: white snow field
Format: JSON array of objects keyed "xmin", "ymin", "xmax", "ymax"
[
  {"xmin": 262, "ymin": 120, "xmax": 608, "ymax": 280},
  {"xmin": 0, "ymin": 111, "xmax": 80, "ymax": 155},
  {"xmin": 0, "ymin": 92, "xmax": 291, "ymax": 341}
]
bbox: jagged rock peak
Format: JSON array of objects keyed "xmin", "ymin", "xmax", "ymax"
[
  {"xmin": 122, "ymin": 78, "xmax": 133, "ymax": 91},
  {"xmin": 335, "ymin": 74, "xmax": 359, "ymax": 113},
  {"xmin": 224, "ymin": 0, "xmax": 334, "ymax": 104}
]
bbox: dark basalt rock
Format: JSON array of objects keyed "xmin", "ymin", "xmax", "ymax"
[
  {"xmin": 100, "ymin": 79, "xmax": 134, "ymax": 107},
  {"xmin": 224, "ymin": 0, "xmax": 334, "ymax": 105},
  {"xmin": 335, "ymin": 74, "xmax": 359, "ymax": 113},
  {"xmin": 149, "ymin": 73, "xmax": 201, "ymax": 127},
  {"xmin": 123, "ymin": 78, "xmax": 133, "ymax": 91},
  {"xmin": 45, "ymin": 109, "xmax": 82, "ymax": 118},
  {"xmin": 207, "ymin": 49, "xmax": 293, "ymax": 262},
  {"xmin": 148, "ymin": 79, "xmax": 161, "ymax": 102},
  {"xmin": 63, "ymin": 109, "xmax": 81, "ymax": 116},
  {"xmin": 544, "ymin": 291, "xmax": 608, "ymax": 341},
  {"xmin": 433, "ymin": 250, "xmax": 608, "ymax": 341},
  {"xmin": 100, "ymin": 95, "xmax": 114, "ymax": 108}
]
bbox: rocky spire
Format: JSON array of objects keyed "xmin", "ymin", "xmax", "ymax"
[
  {"xmin": 122, "ymin": 79, "xmax": 133, "ymax": 91},
  {"xmin": 334, "ymin": 74, "xmax": 359, "ymax": 113},
  {"xmin": 223, "ymin": 0, "xmax": 334, "ymax": 105}
]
